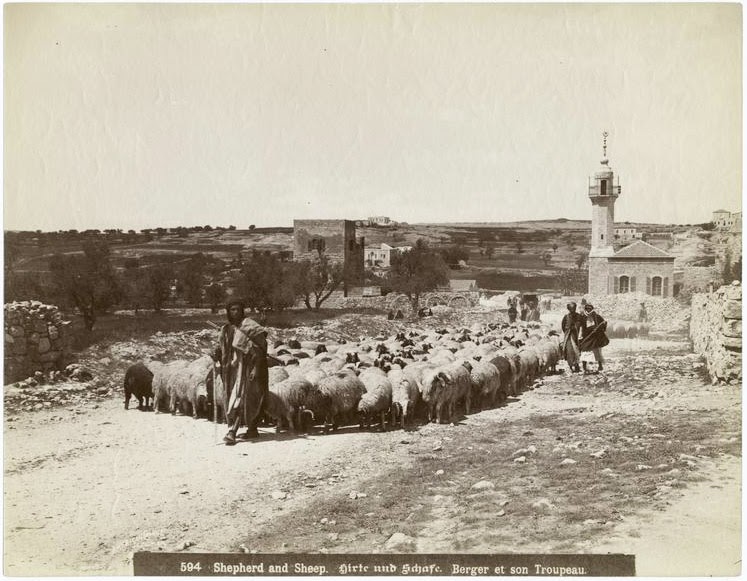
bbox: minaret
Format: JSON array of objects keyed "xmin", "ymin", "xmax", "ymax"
[
  {"xmin": 589, "ymin": 132, "xmax": 622, "ymax": 256},
  {"xmin": 588, "ymin": 131, "xmax": 622, "ymax": 294}
]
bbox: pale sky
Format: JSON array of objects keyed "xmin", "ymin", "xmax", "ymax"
[{"xmin": 4, "ymin": 3, "xmax": 742, "ymax": 231}]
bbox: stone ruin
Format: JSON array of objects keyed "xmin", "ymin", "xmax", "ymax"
[
  {"xmin": 690, "ymin": 282, "xmax": 742, "ymax": 384},
  {"xmin": 4, "ymin": 301, "xmax": 72, "ymax": 384}
]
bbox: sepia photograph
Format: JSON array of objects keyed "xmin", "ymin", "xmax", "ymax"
[{"xmin": 3, "ymin": 2, "xmax": 742, "ymax": 576}]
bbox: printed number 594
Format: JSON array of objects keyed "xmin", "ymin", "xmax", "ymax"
[{"xmin": 180, "ymin": 562, "xmax": 202, "ymax": 572}]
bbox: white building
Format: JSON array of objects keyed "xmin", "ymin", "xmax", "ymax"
[
  {"xmin": 614, "ymin": 227, "xmax": 642, "ymax": 242},
  {"xmin": 713, "ymin": 209, "xmax": 735, "ymax": 229},
  {"xmin": 367, "ymin": 216, "xmax": 393, "ymax": 227},
  {"xmin": 364, "ymin": 242, "xmax": 412, "ymax": 268}
]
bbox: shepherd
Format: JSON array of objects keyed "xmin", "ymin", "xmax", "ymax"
[
  {"xmin": 560, "ymin": 302, "xmax": 582, "ymax": 373},
  {"xmin": 212, "ymin": 299, "xmax": 269, "ymax": 445},
  {"xmin": 579, "ymin": 303, "xmax": 610, "ymax": 373}
]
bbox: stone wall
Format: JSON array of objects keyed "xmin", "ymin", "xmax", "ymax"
[
  {"xmin": 690, "ymin": 282, "xmax": 742, "ymax": 384},
  {"xmin": 585, "ymin": 292, "xmax": 689, "ymax": 332},
  {"xmin": 4, "ymin": 301, "xmax": 72, "ymax": 384},
  {"xmin": 681, "ymin": 266, "xmax": 719, "ymax": 293}
]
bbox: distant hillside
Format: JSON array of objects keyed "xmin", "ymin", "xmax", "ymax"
[{"xmin": 6, "ymin": 220, "xmax": 733, "ymax": 294}]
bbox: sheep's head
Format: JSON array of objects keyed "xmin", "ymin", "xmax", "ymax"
[
  {"xmin": 461, "ymin": 361, "xmax": 473, "ymax": 373},
  {"xmin": 421, "ymin": 372, "xmax": 445, "ymax": 402}
]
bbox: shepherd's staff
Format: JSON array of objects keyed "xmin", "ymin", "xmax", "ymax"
[{"xmin": 206, "ymin": 320, "xmax": 223, "ymax": 445}]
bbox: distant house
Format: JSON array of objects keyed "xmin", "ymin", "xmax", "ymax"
[
  {"xmin": 364, "ymin": 243, "xmax": 411, "ymax": 268},
  {"xmin": 614, "ymin": 227, "xmax": 642, "ymax": 242},
  {"xmin": 713, "ymin": 209, "xmax": 733, "ymax": 229},
  {"xmin": 367, "ymin": 216, "xmax": 393, "ymax": 227},
  {"xmin": 365, "ymin": 243, "xmax": 394, "ymax": 268}
]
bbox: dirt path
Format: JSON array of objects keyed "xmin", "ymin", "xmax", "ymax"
[
  {"xmin": 593, "ymin": 454, "xmax": 741, "ymax": 576},
  {"xmin": 4, "ymin": 336, "xmax": 741, "ymax": 576}
]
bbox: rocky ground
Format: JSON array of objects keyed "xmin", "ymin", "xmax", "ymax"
[{"xmin": 3, "ymin": 309, "xmax": 742, "ymax": 576}]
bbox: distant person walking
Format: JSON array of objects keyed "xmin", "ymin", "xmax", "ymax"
[
  {"xmin": 638, "ymin": 302, "xmax": 648, "ymax": 323},
  {"xmin": 560, "ymin": 302, "xmax": 582, "ymax": 373},
  {"xmin": 507, "ymin": 302, "xmax": 518, "ymax": 324},
  {"xmin": 579, "ymin": 303, "xmax": 610, "ymax": 373}
]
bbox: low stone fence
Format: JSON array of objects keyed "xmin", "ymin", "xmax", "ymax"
[
  {"xmin": 690, "ymin": 282, "xmax": 742, "ymax": 384},
  {"xmin": 4, "ymin": 301, "xmax": 72, "ymax": 384},
  {"xmin": 333, "ymin": 291, "xmax": 479, "ymax": 312},
  {"xmin": 585, "ymin": 292, "xmax": 689, "ymax": 332}
]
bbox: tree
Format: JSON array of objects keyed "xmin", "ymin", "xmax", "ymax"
[
  {"xmin": 575, "ymin": 251, "xmax": 588, "ymax": 270},
  {"xmin": 122, "ymin": 261, "xmax": 149, "ymax": 314},
  {"xmin": 552, "ymin": 242, "xmax": 559, "ymax": 253},
  {"xmin": 515, "ymin": 241, "xmax": 524, "ymax": 254},
  {"xmin": 484, "ymin": 242, "xmax": 495, "ymax": 259},
  {"xmin": 385, "ymin": 239, "xmax": 449, "ymax": 314},
  {"xmin": 179, "ymin": 254, "xmax": 207, "ymax": 307},
  {"xmin": 732, "ymin": 256, "xmax": 743, "ymax": 283},
  {"xmin": 49, "ymin": 240, "xmax": 122, "ymax": 331},
  {"xmin": 239, "ymin": 252, "xmax": 301, "ymax": 313},
  {"xmin": 722, "ymin": 250, "xmax": 734, "ymax": 284},
  {"xmin": 297, "ymin": 251, "xmax": 345, "ymax": 310},
  {"xmin": 439, "ymin": 245, "xmax": 470, "ymax": 267},
  {"xmin": 146, "ymin": 267, "xmax": 174, "ymax": 312},
  {"xmin": 205, "ymin": 283, "xmax": 225, "ymax": 313},
  {"xmin": 542, "ymin": 251, "xmax": 552, "ymax": 267}
]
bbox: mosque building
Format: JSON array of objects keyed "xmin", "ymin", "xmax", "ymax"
[{"xmin": 587, "ymin": 132, "xmax": 675, "ymax": 296}]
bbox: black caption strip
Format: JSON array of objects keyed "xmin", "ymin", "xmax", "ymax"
[{"xmin": 133, "ymin": 553, "xmax": 635, "ymax": 576}]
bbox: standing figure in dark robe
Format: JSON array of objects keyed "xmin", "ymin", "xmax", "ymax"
[
  {"xmin": 579, "ymin": 303, "xmax": 609, "ymax": 373},
  {"xmin": 528, "ymin": 302, "xmax": 541, "ymax": 322},
  {"xmin": 560, "ymin": 302, "xmax": 582, "ymax": 373},
  {"xmin": 507, "ymin": 303, "xmax": 518, "ymax": 324},
  {"xmin": 212, "ymin": 300, "xmax": 269, "ymax": 446}
]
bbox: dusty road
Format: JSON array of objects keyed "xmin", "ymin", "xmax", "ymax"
[{"xmin": 4, "ymin": 335, "xmax": 741, "ymax": 576}]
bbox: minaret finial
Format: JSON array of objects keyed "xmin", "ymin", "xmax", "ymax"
[{"xmin": 602, "ymin": 131, "xmax": 609, "ymax": 159}]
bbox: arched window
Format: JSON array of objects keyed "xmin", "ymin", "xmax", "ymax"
[
  {"xmin": 651, "ymin": 276, "xmax": 663, "ymax": 296},
  {"xmin": 619, "ymin": 275, "xmax": 630, "ymax": 293}
]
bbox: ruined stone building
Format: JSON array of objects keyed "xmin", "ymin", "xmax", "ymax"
[
  {"xmin": 293, "ymin": 219, "xmax": 365, "ymax": 294},
  {"xmin": 588, "ymin": 134, "xmax": 675, "ymax": 296}
]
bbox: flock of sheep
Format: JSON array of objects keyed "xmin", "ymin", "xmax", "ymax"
[{"xmin": 124, "ymin": 320, "xmax": 565, "ymax": 435}]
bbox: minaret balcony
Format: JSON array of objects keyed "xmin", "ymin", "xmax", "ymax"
[{"xmin": 588, "ymin": 184, "xmax": 622, "ymax": 198}]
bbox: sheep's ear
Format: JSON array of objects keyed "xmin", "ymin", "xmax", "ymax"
[{"xmin": 437, "ymin": 371, "xmax": 448, "ymax": 381}]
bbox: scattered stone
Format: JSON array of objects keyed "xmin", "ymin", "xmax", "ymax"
[
  {"xmin": 636, "ymin": 464, "xmax": 651, "ymax": 471},
  {"xmin": 513, "ymin": 456, "xmax": 527, "ymax": 464},
  {"xmin": 435, "ymin": 469, "xmax": 445, "ymax": 476},
  {"xmin": 471, "ymin": 480, "xmax": 495, "ymax": 490},
  {"xmin": 496, "ymin": 509, "xmax": 506, "ymax": 517},
  {"xmin": 271, "ymin": 490, "xmax": 287, "ymax": 500},
  {"xmin": 384, "ymin": 532, "xmax": 416, "ymax": 551},
  {"xmin": 348, "ymin": 491, "xmax": 367, "ymax": 500},
  {"xmin": 531, "ymin": 498, "xmax": 556, "ymax": 512},
  {"xmin": 560, "ymin": 458, "xmax": 577, "ymax": 466},
  {"xmin": 182, "ymin": 541, "xmax": 195, "ymax": 549}
]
